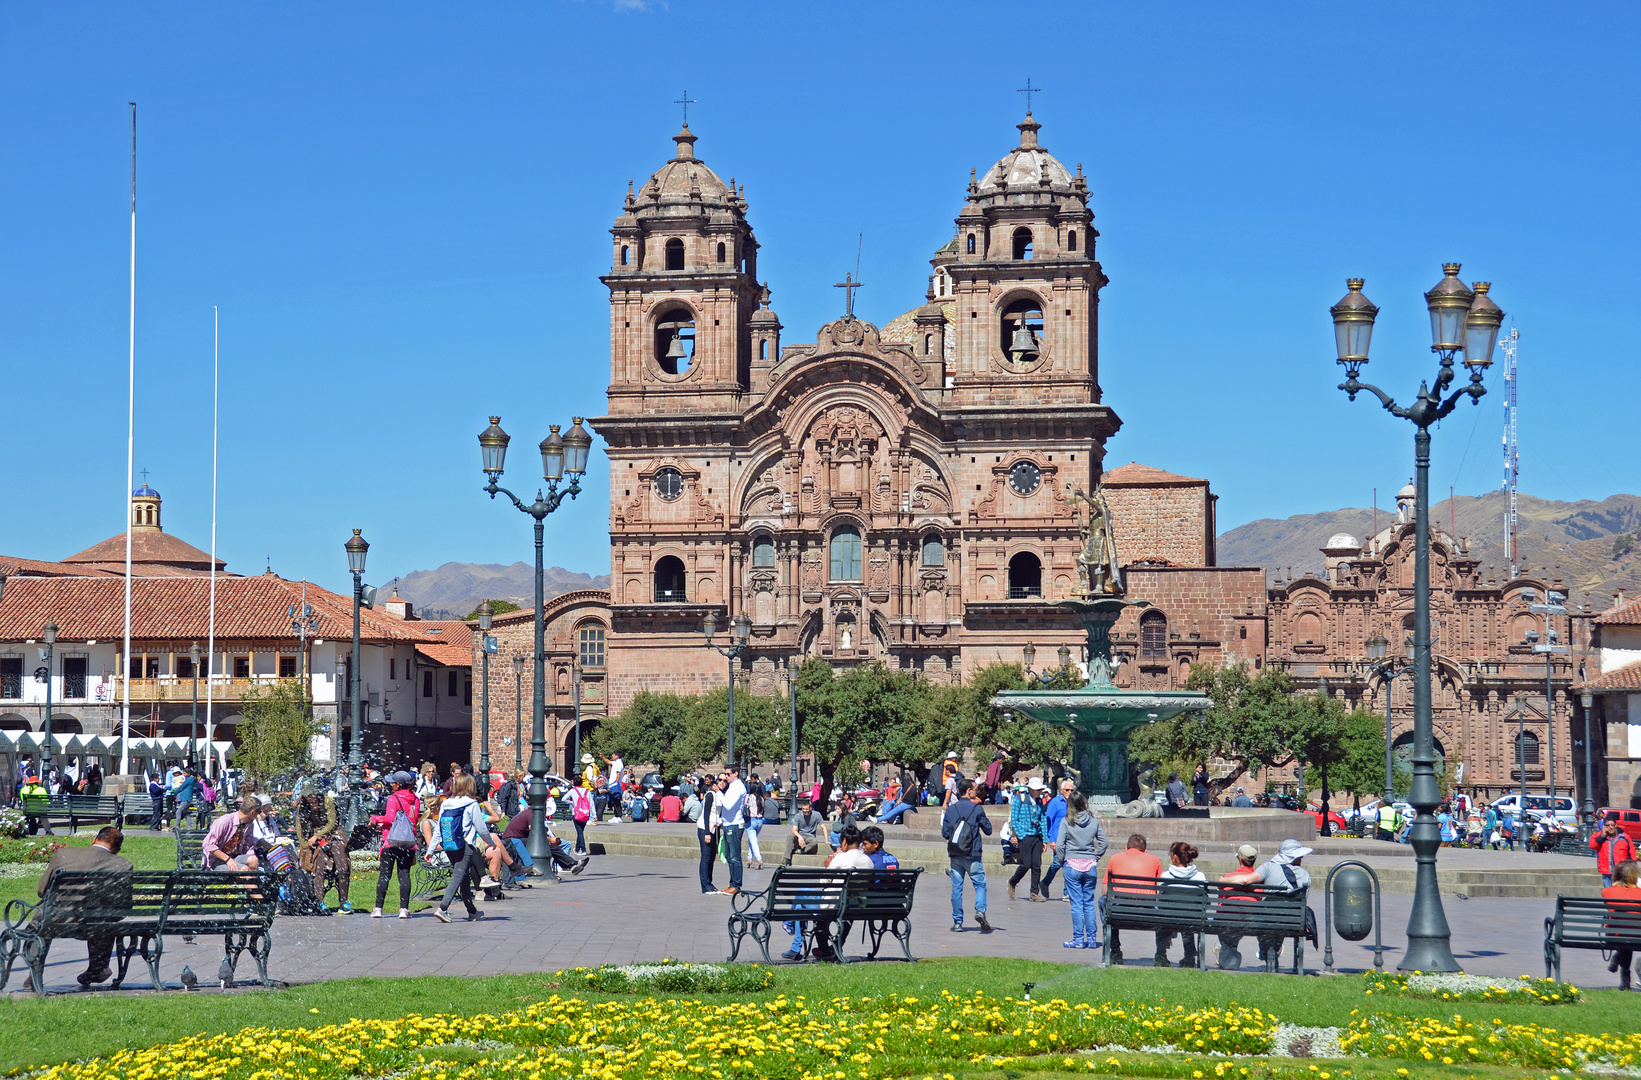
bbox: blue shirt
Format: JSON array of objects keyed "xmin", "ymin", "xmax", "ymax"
[
  {"xmin": 868, "ymin": 850, "xmax": 899, "ymax": 870},
  {"xmin": 1010, "ymin": 794, "xmax": 1046, "ymax": 839},
  {"xmin": 1044, "ymin": 795, "xmax": 1067, "ymax": 844}
]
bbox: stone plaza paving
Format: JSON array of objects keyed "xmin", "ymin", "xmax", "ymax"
[{"xmin": 9, "ymin": 850, "xmax": 1621, "ymax": 995}]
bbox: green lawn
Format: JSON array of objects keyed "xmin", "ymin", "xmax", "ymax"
[{"xmin": 0, "ymin": 956, "xmax": 1635, "ymax": 1076}]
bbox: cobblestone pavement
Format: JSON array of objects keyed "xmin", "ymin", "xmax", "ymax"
[{"xmin": 9, "ymin": 854, "xmax": 1624, "ymax": 995}]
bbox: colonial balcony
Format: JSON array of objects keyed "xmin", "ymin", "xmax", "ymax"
[{"xmin": 122, "ymin": 676, "xmax": 303, "ymax": 704}]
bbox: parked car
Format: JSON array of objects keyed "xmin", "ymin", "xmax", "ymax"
[
  {"xmin": 1303, "ymin": 805, "xmax": 1348, "ymax": 833},
  {"xmin": 638, "ymin": 771, "xmax": 667, "ymax": 796},
  {"xmin": 1491, "ymin": 792, "xmax": 1577, "ymax": 825},
  {"xmin": 1598, "ymin": 807, "xmax": 1641, "ymax": 844}
]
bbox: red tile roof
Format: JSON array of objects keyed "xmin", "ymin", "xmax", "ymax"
[
  {"xmin": 1575, "ymin": 660, "xmax": 1641, "ymax": 693},
  {"xmin": 411, "ymin": 620, "xmax": 476, "ymax": 667},
  {"xmin": 0, "ymin": 574, "xmax": 440, "ymax": 645},
  {"xmin": 1595, "ymin": 596, "xmax": 1641, "ymax": 626},
  {"xmin": 0, "ymin": 555, "xmax": 121, "ymax": 578},
  {"xmin": 1101, "ymin": 462, "xmax": 1207, "ymax": 486},
  {"xmin": 62, "ymin": 530, "xmax": 225, "ymax": 572},
  {"xmin": 417, "ymin": 643, "xmax": 474, "ymax": 667}
]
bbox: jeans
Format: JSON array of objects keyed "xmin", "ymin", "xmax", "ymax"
[
  {"xmin": 1009, "ymin": 836, "xmax": 1043, "ymax": 895},
  {"xmin": 175, "ymin": 799, "xmax": 194, "ymax": 829},
  {"xmin": 722, "ymin": 824, "xmax": 744, "ymax": 890},
  {"xmin": 507, "ymin": 838, "xmax": 535, "ymax": 869},
  {"xmin": 949, "ymin": 856, "xmax": 987, "ymax": 924},
  {"xmin": 875, "ymin": 799, "xmax": 910, "ymax": 824},
  {"xmin": 1603, "ymin": 873, "xmax": 1614, "ymax": 888},
  {"xmin": 784, "ymin": 835, "xmax": 819, "ymax": 863},
  {"xmin": 149, "ymin": 795, "xmax": 166, "ymax": 831},
  {"xmin": 375, "ymin": 846, "xmax": 415, "ymax": 909},
  {"xmin": 1041, "ymin": 842, "xmax": 1065, "ymax": 894},
  {"xmin": 746, "ymin": 818, "xmax": 763, "ymax": 863},
  {"xmin": 439, "ymin": 844, "xmax": 481, "ymax": 914},
  {"xmin": 1063, "ymin": 864, "xmax": 1098, "ymax": 943},
  {"xmin": 572, "ymin": 819, "xmax": 587, "ymax": 853},
  {"xmin": 698, "ymin": 832, "xmax": 717, "ymax": 893}
]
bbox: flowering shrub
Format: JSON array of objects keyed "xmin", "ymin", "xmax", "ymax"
[
  {"xmin": 0, "ymin": 806, "xmax": 27, "ymax": 839},
  {"xmin": 0, "ymin": 837, "xmax": 63, "ymax": 864},
  {"xmin": 552, "ymin": 959, "xmax": 774, "ymax": 994},
  {"xmin": 1360, "ymin": 969, "xmax": 1581, "ymax": 1004},
  {"xmin": 1339, "ymin": 1011, "xmax": 1641, "ymax": 1070}
]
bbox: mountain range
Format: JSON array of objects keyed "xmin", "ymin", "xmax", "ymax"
[
  {"xmin": 1217, "ymin": 489, "xmax": 1641, "ymax": 607},
  {"xmin": 382, "ymin": 562, "xmax": 611, "ymax": 620}
]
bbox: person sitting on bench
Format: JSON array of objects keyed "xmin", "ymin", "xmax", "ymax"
[
  {"xmin": 30, "ymin": 826, "xmax": 131, "ymax": 988},
  {"xmin": 203, "ymin": 797, "xmax": 262, "ymax": 872}
]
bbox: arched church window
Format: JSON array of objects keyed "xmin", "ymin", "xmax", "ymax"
[
  {"xmin": 620, "ymin": 245, "xmax": 629, "ymax": 266},
  {"xmin": 829, "ymin": 527, "xmax": 862, "ymax": 581},
  {"xmin": 1140, "ymin": 610, "xmax": 1168, "ymax": 657},
  {"xmin": 923, "ymin": 333, "xmax": 932, "ymax": 355},
  {"xmin": 665, "ymin": 238, "xmax": 685, "ymax": 271},
  {"xmin": 759, "ymin": 340, "xmax": 767, "ymax": 360},
  {"xmin": 654, "ymin": 556, "xmax": 687, "ymax": 603},
  {"xmin": 752, "ymin": 534, "xmax": 775, "ymax": 567},
  {"xmin": 716, "ymin": 242, "xmax": 726, "ymax": 263},
  {"xmin": 1000, "ymin": 297, "xmax": 1044, "ymax": 364},
  {"xmin": 1012, "ymin": 227, "xmax": 1034, "ymax": 260},
  {"xmin": 577, "ymin": 622, "xmax": 606, "ymax": 669},
  {"xmin": 921, "ymin": 535, "xmax": 944, "ymax": 567},
  {"xmin": 1007, "ymin": 552, "xmax": 1042, "ymax": 599},
  {"xmin": 966, "ymin": 233, "xmax": 976, "ymax": 254},
  {"xmin": 655, "ymin": 310, "xmax": 695, "ymax": 375},
  {"xmin": 1515, "ymin": 729, "xmax": 1540, "ymax": 766}
]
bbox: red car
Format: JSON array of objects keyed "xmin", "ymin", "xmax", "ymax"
[
  {"xmin": 1303, "ymin": 806, "xmax": 1347, "ymax": 833},
  {"xmin": 1599, "ymin": 807, "xmax": 1641, "ymax": 844}
]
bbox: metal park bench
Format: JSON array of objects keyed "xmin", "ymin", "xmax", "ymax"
[
  {"xmin": 62, "ymin": 795, "xmax": 124, "ymax": 834},
  {"xmin": 1543, "ymin": 895, "xmax": 1641, "ymax": 981},
  {"xmin": 1101, "ymin": 875, "xmax": 1312, "ymax": 974},
  {"xmin": 726, "ymin": 867, "xmax": 851, "ymax": 964},
  {"xmin": 1205, "ymin": 881, "xmax": 1312, "ymax": 974},
  {"xmin": 0, "ymin": 868, "xmax": 277, "ymax": 995},
  {"xmin": 1101, "ymin": 874, "xmax": 1210, "ymax": 968},
  {"xmin": 175, "ymin": 829, "xmax": 209, "ymax": 870},
  {"xmin": 834, "ymin": 866, "xmax": 922, "ymax": 963}
]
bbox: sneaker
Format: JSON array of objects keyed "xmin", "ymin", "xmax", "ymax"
[
  {"xmin": 466, "ymin": 909, "xmax": 485, "ymax": 922},
  {"xmin": 976, "ymin": 912, "xmax": 993, "ymax": 934},
  {"xmin": 1085, "ymin": 938, "xmax": 1099, "ymax": 949},
  {"xmin": 479, "ymin": 876, "xmax": 500, "ymax": 889},
  {"xmin": 370, "ymin": 908, "xmax": 383, "ymax": 918},
  {"xmin": 433, "ymin": 907, "xmax": 451, "ymax": 923},
  {"xmin": 339, "ymin": 901, "xmax": 353, "ymax": 914},
  {"xmin": 950, "ymin": 922, "xmax": 964, "ymax": 933},
  {"xmin": 1063, "ymin": 939, "xmax": 1082, "ymax": 948},
  {"xmin": 779, "ymin": 949, "xmax": 803, "ymax": 961},
  {"xmin": 723, "ymin": 887, "xmax": 739, "ymax": 896},
  {"xmin": 526, "ymin": 866, "xmax": 544, "ymax": 877},
  {"xmin": 1008, "ymin": 883, "xmax": 1017, "ymax": 900},
  {"xmin": 398, "ymin": 909, "xmax": 410, "ymax": 919},
  {"xmin": 572, "ymin": 857, "xmax": 589, "ymax": 876}
]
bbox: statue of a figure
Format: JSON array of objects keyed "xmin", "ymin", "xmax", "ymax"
[
  {"xmin": 1114, "ymin": 763, "xmax": 1164, "ymax": 818},
  {"xmin": 1067, "ymin": 482, "xmax": 1124, "ymax": 598}
]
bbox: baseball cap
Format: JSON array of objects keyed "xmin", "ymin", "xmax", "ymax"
[{"xmin": 1236, "ymin": 844, "xmax": 1259, "ymax": 860}]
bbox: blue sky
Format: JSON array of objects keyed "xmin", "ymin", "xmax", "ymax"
[{"xmin": 3, "ymin": 2, "xmax": 1636, "ymax": 596}]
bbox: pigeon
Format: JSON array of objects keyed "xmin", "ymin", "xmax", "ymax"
[
  {"xmin": 180, "ymin": 965, "xmax": 198, "ymax": 991},
  {"xmin": 218, "ymin": 958, "xmax": 234, "ymax": 988}
]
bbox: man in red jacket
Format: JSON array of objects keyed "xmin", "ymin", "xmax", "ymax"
[{"xmin": 1591, "ymin": 814, "xmax": 1638, "ymax": 887}]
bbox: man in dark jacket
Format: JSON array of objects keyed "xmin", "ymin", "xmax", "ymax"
[
  {"xmin": 940, "ymin": 779, "xmax": 993, "ymax": 933},
  {"xmin": 31, "ymin": 826, "xmax": 132, "ymax": 988},
  {"xmin": 496, "ymin": 771, "xmax": 521, "ymax": 818}
]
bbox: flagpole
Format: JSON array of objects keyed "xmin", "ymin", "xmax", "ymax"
[
  {"xmin": 206, "ymin": 306, "xmax": 219, "ymax": 777},
  {"xmin": 119, "ymin": 102, "xmax": 136, "ymax": 778}
]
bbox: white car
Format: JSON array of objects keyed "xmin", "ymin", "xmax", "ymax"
[{"xmin": 1490, "ymin": 793, "xmax": 1576, "ymax": 824}]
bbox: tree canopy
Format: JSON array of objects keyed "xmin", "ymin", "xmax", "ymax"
[
  {"xmin": 235, "ymin": 679, "xmax": 321, "ymax": 787},
  {"xmin": 463, "ymin": 599, "xmax": 522, "ymax": 620}
]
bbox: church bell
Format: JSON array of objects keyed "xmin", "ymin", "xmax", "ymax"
[
  {"xmin": 664, "ymin": 332, "xmax": 688, "ymax": 360},
  {"xmin": 1009, "ymin": 319, "xmax": 1038, "ymax": 361}
]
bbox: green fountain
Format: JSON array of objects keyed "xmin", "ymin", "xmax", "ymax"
[{"xmin": 991, "ymin": 484, "xmax": 1214, "ymax": 804}]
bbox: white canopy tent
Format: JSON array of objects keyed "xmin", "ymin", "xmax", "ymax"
[{"xmin": 1, "ymin": 730, "xmax": 233, "ymax": 781}]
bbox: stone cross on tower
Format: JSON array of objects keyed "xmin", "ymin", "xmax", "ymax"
[
  {"xmin": 673, "ymin": 89, "xmax": 697, "ymax": 126},
  {"xmin": 833, "ymin": 273, "xmax": 863, "ymax": 319}
]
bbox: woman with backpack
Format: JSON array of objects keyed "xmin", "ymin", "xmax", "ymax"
[
  {"xmin": 433, "ymin": 773, "xmax": 495, "ymax": 923},
  {"xmin": 370, "ymin": 771, "xmax": 422, "ymax": 918},
  {"xmin": 568, "ymin": 777, "xmax": 594, "ymax": 855}
]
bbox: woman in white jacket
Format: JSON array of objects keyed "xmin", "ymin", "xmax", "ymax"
[
  {"xmin": 433, "ymin": 774, "xmax": 495, "ymax": 923},
  {"xmin": 1155, "ymin": 841, "xmax": 1206, "ymax": 968}
]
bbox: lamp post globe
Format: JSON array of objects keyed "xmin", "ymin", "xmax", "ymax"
[{"xmin": 1332, "ymin": 266, "xmax": 1501, "ymax": 973}]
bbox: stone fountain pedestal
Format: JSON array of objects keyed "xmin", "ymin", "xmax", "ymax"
[{"xmin": 992, "ymin": 596, "xmax": 1213, "ymax": 802}]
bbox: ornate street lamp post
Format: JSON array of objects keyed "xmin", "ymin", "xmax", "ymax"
[
  {"xmin": 1331, "ymin": 265, "xmax": 1503, "ymax": 973},
  {"xmin": 1364, "ymin": 633, "xmax": 1416, "ymax": 800},
  {"xmin": 512, "ymin": 653, "xmax": 525, "ymax": 773},
  {"xmin": 1522, "ymin": 588, "xmax": 1569, "ymax": 825},
  {"xmin": 479, "ymin": 415, "xmax": 591, "ymax": 859},
  {"xmin": 477, "ymin": 601, "xmax": 495, "ymax": 797},
  {"xmin": 188, "ymin": 642, "xmax": 202, "ymax": 768},
  {"xmin": 1580, "ymin": 690, "xmax": 1597, "ymax": 838},
  {"xmin": 703, "ymin": 611, "xmax": 752, "ymax": 768},
  {"xmin": 345, "ymin": 529, "xmax": 371, "ymax": 831},
  {"xmin": 784, "ymin": 655, "xmax": 800, "ymax": 821}
]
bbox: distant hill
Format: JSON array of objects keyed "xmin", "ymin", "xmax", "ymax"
[
  {"xmin": 383, "ymin": 562, "xmax": 611, "ymax": 620},
  {"xmin": 1217, "ymin": 490, "xmax": 1641, "ymax": 607}
]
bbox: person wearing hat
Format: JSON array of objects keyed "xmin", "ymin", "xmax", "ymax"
[
  {"xmin": 1253, "ymin": 839, "xmax": 1312, "ymax": 971},
  {"xmin": 1213, "ymin": 844, "xmax": 1263, "ymax": 969},
  {"xmin": 1230, "ymin": 787, "xmax": 1253, "ymax": 808},
  {"xmin": 1007, "ymin": 777, "xmax": 1050, "ymax": 902},
  {"xmin": 369, "ymin": 771, "xmax": 423, "ymax": 918},
  {"xmin": 19, "ymin": 774, "xmax": 48, "ymax": 835},
  {"xmin": 579, "ymin": 754, "xmax": 601, "ymax": 821},
  {"xmin": 940, "ymin": 752, "xmax": 961, "ymax": 807}
]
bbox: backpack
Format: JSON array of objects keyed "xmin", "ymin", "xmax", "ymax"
[
  {"xmin": 201, "ymin": 779, "xmax": 217, "ymax": 803},
  {"xmin": 439, "ymin": 803, "xmax": 468, "ymax": 854},
  {"xmin": 386, "ymin": 796, "xmax": 418, "ymax": 849},
  {"xmin": 572, "ymin": 789, "xmax": 591, "ymax": 823}
]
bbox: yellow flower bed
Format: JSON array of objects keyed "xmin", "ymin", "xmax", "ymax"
[
  {"xmin": 1339, "ymin": 1012, "xmax": 1641, "ymax": 1070},
  {"xmin": 27, "ymin": 992, "xmax": 1274, "ymax": 1080}
]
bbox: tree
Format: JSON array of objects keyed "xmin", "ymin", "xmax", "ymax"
[
  {"xmin": 1330, "ymin": 708, "xmax": 1393, "ymax": 798},
  {"xmin": 794, "ymin": 660, "xmax": 928, "ymax": 808},
  {"xmin": 463, "ymin": 599, "xmax": 521, "ymax": 620},
  {"xmin": 1288, "ymin": 689, "xmax": 1349, "ymax": 805},
  {"xmin": 676, "ymin": 685, "xmax": 787, "ymax": 774},
  {"xmin": 587, "ymin": 690, "xmax": 690, "ymax": 777},
  {"xmin": 927, "ymin": 661, "xmax": 1075, "ymax": 784},
  {"xmin": 235, "ymin": 679, "xmax": 321, "ymax": 787},
  {"xmin": 1128, "ymin": 663, "xmax": 1309, "ymax": 799}
]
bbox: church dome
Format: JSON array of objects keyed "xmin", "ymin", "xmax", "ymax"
[
  {"xmin": 632, "ymin": 125, "xmax": 737, "ymax": 219},
  {"xmin": 975, "ymin": 113, "xmax": 1077, "ymax": 199},
  {"xmin": 1397, "ymin": 483, "xmax": 1417, "ymax": 500},
  {"xmin": 1325, "ymin": 533, "xmax": 1360, "ymax": 550},
  {"xmin": 133, "ymin": 483, "xmax": 159, "ymax": 498}
]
